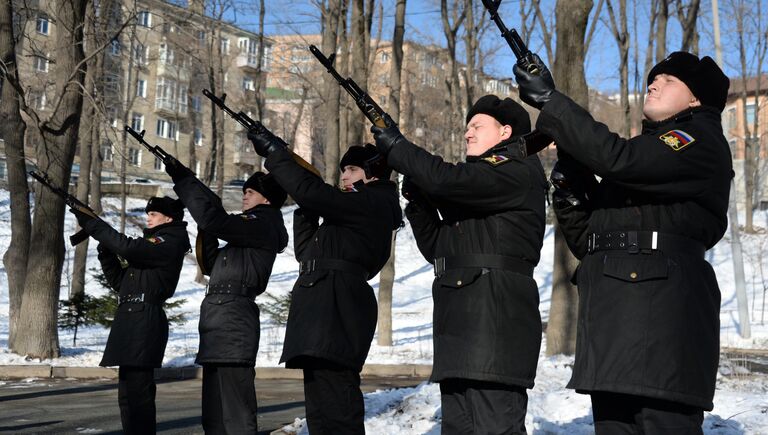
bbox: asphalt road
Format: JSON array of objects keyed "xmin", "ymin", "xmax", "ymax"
[{"xmin": 0, "ymin": 376, "xmax": 421, "ymax": 434}]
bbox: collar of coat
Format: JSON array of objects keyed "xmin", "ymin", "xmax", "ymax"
[
  {"xmin": 466, "ymin": 135, "xmax": 527, "ymax": 164},
  {"xmin": 143, "ymin": 220, "xmax": 187, "ymax": 238},
  {"xmin": 641, "ymin": 105, "xmax": 720, "ymax": 134}
]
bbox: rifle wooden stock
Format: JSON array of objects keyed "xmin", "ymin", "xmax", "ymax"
[
  {"xmin": 309, "ymin": 45, "xmax": 388, "ymax": 128},
  {"xmin": 202, "ymin": 89, "xmax": 322, "ymax": 178}
]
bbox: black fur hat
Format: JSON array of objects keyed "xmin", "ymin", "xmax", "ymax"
[
  {"xmin": 339, "ymin": 143, "xmax": 392, "ymax": 180},
  {"xmin": 145, "ymin": 196, "xmax": 184, "ymax": 221},
  {"xmin": 648, "ymin": 51, "xmax": 730, "ymax": 112},
  {"xmin": 243, "ymin": 172, "xmax": 287, "ymax": 207},
  {"xmin": 466, "ymin": 94, "xmax": 531, "ymax": 135}
]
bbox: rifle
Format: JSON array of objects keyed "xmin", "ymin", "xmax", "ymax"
[
  {"xmin": 309, "ymin": 45, "xmax": 388, "ymax": 129},
  {"xmin": 29, "ymin": 170, "xmax": 97, "ymax": 246},
  {"xmin": 124, "ymin": 125, "xmax": 173, "ymax": 164},
  {"xmin": 202, "ymin": 89, "xmax": 322, "ymax": 178},
  {"xmin": 481, "ymin": 0, "xmax": 540, "ymax": 75}
]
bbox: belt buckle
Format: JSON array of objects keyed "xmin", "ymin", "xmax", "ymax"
[
  {"xmin": 433, "ymin": 257, "xmax": 446, "ymax": 277},
  {"xmin": 587, "ymin": 233, "xmax": 596, "ymax": 254}
]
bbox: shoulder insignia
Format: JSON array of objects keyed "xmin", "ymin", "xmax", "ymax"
[
  {"xmin": 146, "ymin": 235, "xmax": 165, "ymax": 244},
  {"xmin": 481, "ymin": 154, "xmax": 510, "ymax": 166},
  {"xmin": 240, "ymin": 213, "xmax": 259, "ymax": 220},
  {"xmin": 659, "ymin": 130, "xmax": 695, "ymax": 151},
  {"xmin": 340, "ymin": 186, "xmax": 359, "ymax": 193}
]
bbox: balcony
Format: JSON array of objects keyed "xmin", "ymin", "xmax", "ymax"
[
  {"xmin": 156, "ymin": 62, "xmax": 189, "ymax": 82},
  {"xmin": 154, "ymin": 98, "xmax": 188, "ymax": 117},
  {"xmin": 236, "ymin": 53, "xmax": 260, "ymax": 71},
  {"xmin": 233, "ymin": 149, "xmax": 257, "ymax": 166}
]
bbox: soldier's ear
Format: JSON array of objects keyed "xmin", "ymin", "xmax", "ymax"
[
  {"xmin": 688, "ymin": 97, "xmax": 701, "ymax": 108},
  {"xmin": 501, "ymin": 125, "xmax": 513, "ymax": 139}
]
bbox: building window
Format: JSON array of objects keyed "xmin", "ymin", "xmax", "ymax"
[
  {"xmin": 106, "ymin": 106, "xmax": 118, "ymax": 127},
  {"xmin": 197, "ymin": 30, "xmax": 206, "ymax": 44},
  {"xmin": 136, "ymin": 79, "xmax": 146, "ymax": 98},
  {"xmin": 156, "ymin": 117, "xmax": 178, "ymax": 140},
  {"xmin": 746, "ymin": 103, "xmax": 756, "ymax": 126},
  {"xmin": 242, "ymin": 77, "xmax": 255, "ymax": 91},
  {"xmin": 131, "ymin": 112, "xmax": 144, "ymax": 131},
  {"xmin": 380, "ymin": 51, "xmax": 389, "ymax": 63},
  {"xmin": 137, "ymin": 11, "xmax": 151, "ymax": 27},
  {"xmin": 195, "ymin": 161, "xmax": 201, "ymax": 177},
  {"xmin": 220, "ymin": 38, "xmax": 230, "ymax": 55},
  {"xmin": 28, "ymin": 90, "xmax": 46, "ymax": 110},
  {"xmin": 154, "ymin": 156, "xmax": 164, "ymax": 171},
  {"xmin": 128, "ymin": 148, "xmax": 141, "ymax": 166},
  {"xmin": 155, "ymin": 78, "xmax": 188, "ymax": 114},
  {"xmin": 103, "ymin": 73, "xmax": 119, "ymax": 94},
  {"xmin": 159, "ymin": 43, "xmax": 174, "ymax": 65},
  {"xmin": 109, "ymin": 39, "xmax": 120, "ymax": 55},
  {"xmin": 133, "ymin": 43, "xmax": 147, "ymax": 65},
  {"xmin": 261, "ymin": 44, "xmax": 272, "ymax": 71},
  {"xmin": 33, "ymin": 55, "xmax": 49, "ymax": 72},
  {"xmin": 36, "ymin": 15, "xmax": 49, "ymax": 35},
  {"xmin": 0, "ymin": 159, "xmax": 7, "ymax": 180},
  {"xmin": 191, "ymin": 95, "xmax": 201, "ymax": 112},
  {"xmin": 101, "ymin": 142, "xmax": 113, "ymax": 161},
  {"xmin": 194, "ymin": 128, "xmax": 203, "ymax": 146}
]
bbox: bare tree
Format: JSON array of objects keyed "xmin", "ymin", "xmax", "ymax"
[
  {"xmin": 320, "ymin": 0, "xmax": 343, "ymax": 183},
  {"xmin": 377, "ymin": 0, "xmax": 407, "ymax": 347},
  {"xmin": 547, "ymin": 0, "xmax": 594, "ymax": 357},
  {"xmin": 0, "ymin": 0, "xmax": 31, "ymax": 349},
  {"xmin": 13, "ymin": 0, "xmax": 89, "ymax": 359},
  {"xmin": 441, "ymin": 0, "xmax": 466, "ymax": 162},
  {"xmin": 676, "ymin": 0, "xmax": 701, "ymax": 53},
  {"xmin": 605, "ymin": 0, "xmax": 631, "ymax": 137},
  {"xmin": 656, "ymin": 0, "xmax": 670, "ymax": 62}
]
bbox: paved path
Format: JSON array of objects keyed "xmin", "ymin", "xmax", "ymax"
[{"xmin": 0, "ymin": 376, "xmax": 421, "ymax": 434}]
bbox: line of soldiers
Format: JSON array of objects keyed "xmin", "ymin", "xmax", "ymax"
[{"xmin": 69, "ymin": 49, "xmax": 731, "ymax": 434}]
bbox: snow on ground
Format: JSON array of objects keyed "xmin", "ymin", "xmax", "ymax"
[{"xmin": 1, "ymin": 189, "xmax": 767, "ymax": 433}]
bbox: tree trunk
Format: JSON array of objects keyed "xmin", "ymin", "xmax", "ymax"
[
  {"xmin": 677, "ymin": 0, "xmax": 701, "ymax": 53},
  {"xmin": 14, "ymin": 0, "xmax": 88, "ymax": 359},
  {"xmin": 656, "ymin": 0, "xmax": 669, "ymax": 62},
  {"xmin": 376, "ymin": 0, "xmax": 406, "ymax": 347},
  {"xmin": 0, "ymin": 0, "xmax": 31, "ymax": 350},
  {"xmin": 606, "ymin": 0, "xmax": 631, "ymax": 137},
  {"xmin": 441, "ymin": 0, "xmax": 466, "ymax": 162},
  {"xmin": 322, "ymin": 0, "xmax": 342, "ymax": 183},
  {"xmin": 347, "ymin": 0, "xmax": 369, "ymax": 148},
  {"xmin": 546, "ymin": 0, "xmax": 593, "ymax": 357}
]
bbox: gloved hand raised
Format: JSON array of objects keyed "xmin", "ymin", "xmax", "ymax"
[
  {"xmin": 164, "ymin": 155, "xmax": 194, "ymax": 183},
  {"xmin": 513, "ymin": 53, "xmax": 556, "ymax": 110},
  {"xmin": 370, "ymin": 113, "xmax": 406, "ymax": 156},
  {"xmin": 247, "ymin": 126, "xmax": 288, "ymax": 158}
]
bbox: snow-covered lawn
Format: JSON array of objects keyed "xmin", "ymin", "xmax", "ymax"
[{"xmin": 1, "ymin": 189, "xmax": 767, "ymax": 433}]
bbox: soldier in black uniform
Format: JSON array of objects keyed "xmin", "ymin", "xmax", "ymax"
[
  {"xmin": 164, "ymin": 161, "xmax": 289, "ymax": 434},
  {"xmin": 70, "ymin": 196, "xmax": 190, "ymax": 434},
  {"xmin": 514, "ymin": 52, "xmax": 732, "ymax": 434},
  {"xmin": 247, "ymin": 129, "xmax": 402, "ymax": 434},
  {"xmin": 370, "ymin": 95, "xmax": 548, "ymax": 434}
]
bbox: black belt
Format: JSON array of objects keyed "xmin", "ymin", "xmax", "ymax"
[
  {"xmin": 205, "ymin": 284, "xmax": 259, "ymax": 298},
  {"xmin": 433, "ymin": 255, "xmax": 534, "ymax": 278},
  {"xmin": 299, "ymin": 259, "xmax": 368, "ymax": 278},
  {"xmin": 118, "ymin": 293, "xmax": 163, "ymax": 306},
  {"xmin": 587, "ymin": 230, "xmax": 706, "ymax": 257}
]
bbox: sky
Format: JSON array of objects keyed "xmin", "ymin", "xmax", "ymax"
[{"xmin": 207, "ymin": 0, "xmax": 768, "ymax": 95}]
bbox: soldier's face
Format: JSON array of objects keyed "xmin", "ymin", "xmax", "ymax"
[
  {"xmin": 340, "ymin": 165, "xmax": 375, "ymax": 189},
  {"xmin": 146, "ymin": 211, "xmax": 172, "ymax": 229},
  {"xmin": 465, "ymin": 114, "xmax": 512, "ymax": 156},
  {"xmin": 643, "ymin": 74, "xmax": 701, "ymax": 122},
  {"xmin": 242, "ymin": 188, "xmax": 269, "ymax": 211}
]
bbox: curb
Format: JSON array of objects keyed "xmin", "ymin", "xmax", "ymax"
[{"xmin": 0, "ymin": 364, "xmax": 432, "ymax": 381}]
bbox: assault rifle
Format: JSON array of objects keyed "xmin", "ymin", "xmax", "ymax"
[
  {"xmin": 202, "ymin": 89, "xmax": 322, "ymax": 178},
  {"xmin": 309, "ymin": 45, "xmax": 388, "ymax": 129},
  {"xmin": 125, "ymin": 125, "xmax": 173, "ymax": 164},
  {"xmin": 481, "ymin": 0, "xmax": 540, "ymax": 75},
  {"xmin": 29, "ymin": 170, "xmax": 97, "ymax": 246}
]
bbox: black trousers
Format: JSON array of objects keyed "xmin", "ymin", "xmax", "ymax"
[
  {"xmin": 202, "ymin": 364, "xmax": 258, "ymax": 434},
  {"xmin": 302, "ymin": 361, "xmax": 365, "ymax": 435},
  {"xmin": 591, "ymin": 392, "xmax": 704, "ymax": 435},
  {"xmin": 439, "ymin": 378, "xmax": 528, "ymax": 435},
  {"xmin": 118, "ymin": 366, "xmax": 156, "ymax": 435}
]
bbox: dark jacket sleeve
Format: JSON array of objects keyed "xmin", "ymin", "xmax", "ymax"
[
  {"xmin": 537, "ymin": 92, "xmax": 729, "ymax": 200},
  {"xmin": 174, "ymin": 176, "xmax": 276, "ymax": 248},
  {"xmin": 84, "ymin": 219, "xmax": 180, "ymax": 268},
  {"xmin": 96, "ymin": 244, "xmax": 125, "ymax": 290},
  {"xmin": 386, "ymin": 138, "xmax": 532, "ymax": 213},
  {"xmin": 404, "ymin": 198, "xmax": 442, "ymax": 263},
  {"xmin": 265, "ymin": 147, "xmax": 375, "ymax": 224},
  {"xmin": 293, "ymin": 208, "xmax": 319, "ymax": 260}
]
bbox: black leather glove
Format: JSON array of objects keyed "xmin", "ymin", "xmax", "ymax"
[
  {"xmin": 370, "ymin": 113, "xmax": 405, "ymax": 156},
  {"xmin": 550, "ymin": 157, "xmax": 595, "ymax": 207},
  {"xmin": 164, "ymin": 156, "xmax": 194, "ymax": 183},
  {"xmin": 69, "ymin": 207, "xmax": 95, "ymax": 228},
  {"xmin": 513, "ymin": 53, "xmax": 556, "ymax": 110},
  {"xmin": 247, "ymin": 126, "xmax": 288, "ymax": 158},
  {"xmin": 401, "ymin": 177, "xmax": 424, "ymax": 203}
]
